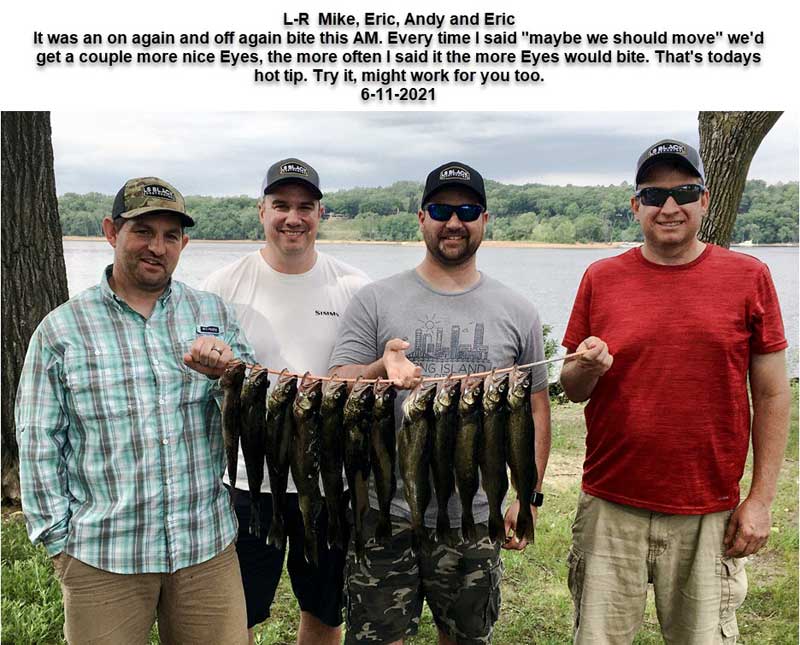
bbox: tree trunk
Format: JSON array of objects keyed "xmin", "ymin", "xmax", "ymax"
[
  {"xmin": 698, "ymin": 111, "xmax": 782, "ymax": 247},
  {"xmin": 1, "ymin": 111, "xmax": 69, "ymax": 503}
]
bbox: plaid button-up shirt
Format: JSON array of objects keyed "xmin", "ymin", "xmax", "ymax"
[{"xmin": 16, "ymin": 267, "xmax": 255, "ymax": 574}]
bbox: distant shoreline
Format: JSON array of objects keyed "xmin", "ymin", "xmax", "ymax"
[{"xmin": 62, "ymin": 236, "xmax": 798, "ymax": 249}]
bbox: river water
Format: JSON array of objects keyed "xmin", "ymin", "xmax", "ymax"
[{"xmin": 63, "ymin": 240, "xmax": 799, "ymax": 376}]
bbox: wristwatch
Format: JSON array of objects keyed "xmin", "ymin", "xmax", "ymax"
[{"xmin": 532, "ymin": 491, "xmax": 544, "ymax": 507}]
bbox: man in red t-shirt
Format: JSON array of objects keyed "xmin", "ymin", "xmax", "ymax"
[{"xmin": 560, "ymin": 139, "xmax": 791, "ymax": 645}]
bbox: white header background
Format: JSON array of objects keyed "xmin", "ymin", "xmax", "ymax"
[{"xmin": 1, "ymin": 0, "xmax": 797, "ymax": 110}]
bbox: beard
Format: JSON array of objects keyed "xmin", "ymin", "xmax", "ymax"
[
  {"xmin": 423, "ymin": 227, "xmax": 482, "ymax": 266},
  {"xmin": 121, "ymin": 253, "xmax": 173, "ymax": 292}
]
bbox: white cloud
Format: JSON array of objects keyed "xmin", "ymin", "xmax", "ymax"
[{"xmin": 51, "ymin": 111, "xmax": 798, "ymax": 195}]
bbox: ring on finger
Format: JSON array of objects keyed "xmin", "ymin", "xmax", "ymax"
[{"xmin": 210, "ymin": 346, "xmax": 223, "ymax": 355}]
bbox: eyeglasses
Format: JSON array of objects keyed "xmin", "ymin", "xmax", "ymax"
[
  {"xmin": 635, "ymin": 184, "xmax": 705, "ymax": 207},
  {"xmin": 425, "ymin": 203, "xmax": 484, "ymax": 222}
]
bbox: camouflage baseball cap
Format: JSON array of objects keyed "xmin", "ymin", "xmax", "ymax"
[{"xmin": 111, "ymin": 177, "xmax": 195, "ymax": 227}]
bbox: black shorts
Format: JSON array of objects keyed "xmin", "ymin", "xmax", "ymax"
[{"xmin": 229, "ymin": 487, "xmax": 346, "ymax": 629}]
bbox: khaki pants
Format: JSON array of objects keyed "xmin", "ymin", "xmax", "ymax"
[
  {"xmin": 53, "ymin": 542, "xmax": 248, "ymax": 645},
  {"xmin": 567, "ymin": 492, "xmax": 747, "ymax": 645}
]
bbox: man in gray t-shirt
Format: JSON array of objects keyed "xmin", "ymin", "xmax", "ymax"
[{"xmin": 329, "ymin": 161, "xmax": 552, "ymax": 645}]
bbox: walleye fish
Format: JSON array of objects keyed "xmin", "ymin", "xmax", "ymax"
[
  {"xmin": 455, "ymin": 375, "xmax": 484, "ymax": 542},
  {"xmin": 320, "ymin": 377, "xmax": 348, "ymax": 551},
  {"xmin": 507, "ymin": 366, "xmax": 537, "ymax": 543},
  {"xmin": 265, "ymin": 369, "xmax": 297, "ymax": 550},
  {"xmin": 343, "ymin": 378, "xmax": 374, "ymax": 561},
  {"xmin": 398, "ymin": 381, "xmax": 437, "ymax": 550},
  {"xmin": 481, "ymin": 370, "xmax": 510, "ymax": 543},
  {"xmin": 220, "ymin": 360, "xmax": 246, "ymax": 498},
  {"xmin": 292, "ymin": 373, "xmax": 324, "ymax": 566},
  {"xmin": 240, "ymin": 366, "xmax": 270, "ymax": 537},
  {"xmin": 431, "ymin": 376, "xmax": 460, "ymax": 545},
  {"xmin": 371, "ymin": 381, "xmax": 397, "ymax": 544}
]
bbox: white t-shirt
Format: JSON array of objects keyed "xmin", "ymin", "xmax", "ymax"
[{"xmin": 202, "ymin": 249, "xmax": 370, "ymax": 492}]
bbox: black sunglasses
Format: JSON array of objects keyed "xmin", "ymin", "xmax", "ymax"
[
  {"xmin": 635, "ymin": 184, "xmax": 705, "ymax": 207},
  {"xmin": 426, "ymin": 203, "xmax": 484, "ymax": 222}
]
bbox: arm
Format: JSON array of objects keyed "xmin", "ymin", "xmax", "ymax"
[
  {"xmin": 724, "ymin": 350, "xmax": 791, "ymax": 557},
  {"xmin": 15, "ymin": 328, "xmax": 71, "ymax": 557},
  {"xmin": 559, "ymin": 336, "xmax": 613, "ymax": 402},
  {"xmin": 330, "ymin": 338, "xmax": 422, "ymax": 389},
  {"xmin": 503, "ymin": 387, "xmax": 552, "ymax": 551}
]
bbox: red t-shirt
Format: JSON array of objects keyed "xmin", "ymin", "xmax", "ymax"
[{"xmin": 562, "ymin": 244, "xmax": 787, "ymax": 514}]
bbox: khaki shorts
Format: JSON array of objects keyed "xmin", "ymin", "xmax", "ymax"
[
  {"xmin": 53, "ymin": 542, "xmax": 247, "ymax": 645},
  {"xmin": 567, "ymin": 492, "xmax": 747, "ymax": 645},
  {"xmin": 344, "ymin": 510, "xmax": 503, "ymax": 645}
]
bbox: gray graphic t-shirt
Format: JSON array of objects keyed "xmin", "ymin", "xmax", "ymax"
[{"xmin": 329, "ymin": 269, "xmax": 547, "ymax": 527}]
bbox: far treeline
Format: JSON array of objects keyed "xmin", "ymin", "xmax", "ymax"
[{"xmin": 59, "ymin": 179, "xmax": 798, "ymax": 244}]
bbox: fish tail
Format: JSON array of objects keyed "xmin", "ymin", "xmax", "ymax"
[
  {"xmin": 249, "ymin": 498, "xmax": 261, "ymax": 537},
  {"xmin": 488, "ymin": 512, "xmax": 506, "ymax": 543},
  {"xmin": 337, "ymin": 518, "xmax": 351, "ymax": 552},
  {"xmin": 355, "ymin": 534, "xmax": 366, "ymax": 563},
  {"xmin": 305, "ymin": 529, "xmax": 319, "ymax": 567},
  {"xmin": 516, "ymin": 505, "xmax": 535, "ymax": 542},
  {"xmin": 436, "ymin": 510, "xmax": 451, "ymax": 544},
  {"xmin": 375, "ymin": 512, "xmax": 392, "ymax": 544},
  {"xmin": 326, "ymin": 507, "xmax": 342, "ymax": 550},
  {"xmin": 267, "ymin": 510, "xmax": 285, "ymax": 551},
  {"xmin": 461, "ymin": 512, "xmax": 477, "ymax": 542},
  {"xmin": 410, "ymin": 528, "xmax": 421, "ymax": 554}
]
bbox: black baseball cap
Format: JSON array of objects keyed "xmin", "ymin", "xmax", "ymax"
[
  {"xmin": 111, "ymin": 177, "xmax": 194, "ymax": 227},
  {"xmin": 261, "ymin": 158, "xmax": 323, "ymax": 199},
  {"xmin": 421, "ymin": 161, "xmax": 487, "ymax": 209},
  {"xmin": 635, "ymin": 139, "xmax": 705, "ymax": 187}
]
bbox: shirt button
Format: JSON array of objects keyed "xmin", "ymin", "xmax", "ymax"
[
  {"xmin": 165, "ymin": 477, "xmax": 172, "ymax": 485},
  {"xmin": 162, "ymin": 438, "xmax": 169, "ymax": 445},
  {"xmin": 153, "ymin": 359, "xmax": 160, "ymax": 366},
  {"xmin": 94, "ymin": 350, "xmax": 101, "ymax": 356},
  {"xmin": 159, "ymin": 398, "xmax": 165, "ymax": 405}
]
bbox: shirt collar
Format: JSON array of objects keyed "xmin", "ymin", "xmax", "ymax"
[{"xmin": 100, "ymin": 264, "xmax": 176, "ymax": 311}]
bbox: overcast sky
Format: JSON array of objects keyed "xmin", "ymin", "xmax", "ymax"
[{"xmin": 51, "ymin": 111, "xmax": 798, "ymax": 196}]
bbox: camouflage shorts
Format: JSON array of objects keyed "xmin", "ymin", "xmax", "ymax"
[{"xmin": 344, "ymin": 510, "xmax": 503, "ymax": 645}]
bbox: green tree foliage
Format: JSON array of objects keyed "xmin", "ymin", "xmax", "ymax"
[{"xmin": 58, "ymin": 181, "xmax": 797, "ymax": 244}]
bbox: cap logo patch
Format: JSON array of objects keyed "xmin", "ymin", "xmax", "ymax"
[
  {"xmin": 280, "ymin": 163, "xmax": 308, "ymax": 176},
  {"xmin": 143, "ymin": 185, "xmax": 176, "ymax": 201},
  {"xmin": 439, "ymin": 166, "xmax": 470, "ymax": 181},
  {"xmin": 649, "ymin": 143, "xmax": 686, "ymax": 157}
]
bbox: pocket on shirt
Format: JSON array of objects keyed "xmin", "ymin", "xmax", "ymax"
[{"xmin": 63, "ymin": 347, "xmax": 140, "ymax": 422}]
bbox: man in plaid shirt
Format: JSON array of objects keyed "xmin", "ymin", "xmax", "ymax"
[{"xmin": 15, "ymin": 177, "xmax": 254, "ymax": 644}]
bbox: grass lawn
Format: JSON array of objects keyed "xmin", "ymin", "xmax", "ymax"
[{"xmin": 3, "ymin": 385, "xmax": 797, "ymax": 644}]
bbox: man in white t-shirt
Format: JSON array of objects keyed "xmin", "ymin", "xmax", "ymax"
[{"xmin": 202, "ymin": 158, "xmax": 369, "ymax": 645}]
